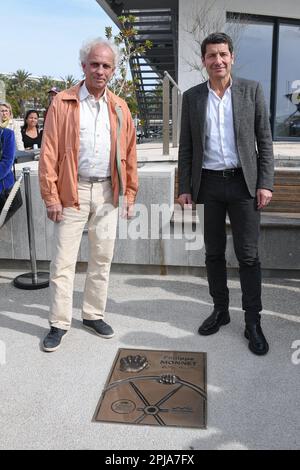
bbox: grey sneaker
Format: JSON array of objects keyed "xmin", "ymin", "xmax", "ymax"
[
  {"xmin": 43, "ymin": 327, "xmax": 68, "ymax": 352},
  {"xmin": 82, "ymin": 319, "xmax": 114, "ymax": 338}
]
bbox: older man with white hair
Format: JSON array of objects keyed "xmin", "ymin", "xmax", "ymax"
[{"xmin": 39, "ymin": 38, "xmax": 138, "ymax": 352}]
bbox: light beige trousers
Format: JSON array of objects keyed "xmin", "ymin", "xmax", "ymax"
[{"xmin": 49, "ymin": 181, "xmax": 118, "ymax": 330}]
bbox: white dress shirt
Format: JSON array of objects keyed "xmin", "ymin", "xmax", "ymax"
[
  {"xmin": 78, "ymin": 82, "xmax": 111, "ymax": 178},
  {"xmin": 203, "ymin": 80, "xmax": 240, "ymax": 170}
]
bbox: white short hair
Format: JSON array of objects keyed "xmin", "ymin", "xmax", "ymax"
[{"xmin": 79, "ymin": 37, "xmax": 119, "ymax": 69}]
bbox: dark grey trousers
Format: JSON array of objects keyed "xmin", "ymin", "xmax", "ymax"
[{"xmin": 198, "ymin": 170, "xmax": 262, "ymax": 324}]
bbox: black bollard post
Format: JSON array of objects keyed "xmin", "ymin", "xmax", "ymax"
[{"xmin": 13, "ymin": 167, "xmax": 49, "ymax": 289}]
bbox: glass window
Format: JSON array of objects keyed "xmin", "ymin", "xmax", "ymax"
[
  {"xmin": 275, "ymin": 24, "xmax": 300, "ymax": 138},
  {"xmin": 226, "ymin": 13, "xmax": 300, "ymax": 140},
  {"xmin": 226, "ymin": 18, "xmax": 273, "ymax": 108}
]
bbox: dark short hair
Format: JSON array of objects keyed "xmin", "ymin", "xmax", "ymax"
[{"xmin": 201, "ymin": 32, "xmax": 234, "ymax": 58}]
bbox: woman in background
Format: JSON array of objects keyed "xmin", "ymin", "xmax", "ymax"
[
  {"xmin": 21, "ymin": 109, "xmax": 43, "ymax": 150},
  {"xmin": 0, "ymin": 102, "xmax": 24, "ymax": 150},
  {"xmin": 0, "ymin": 127, "xmax": 16, "ymax": 194}
]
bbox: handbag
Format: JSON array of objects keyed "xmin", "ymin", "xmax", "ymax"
[{"xmin": 0, "ymin": 129, "xmax": 23, "ymax": 228}]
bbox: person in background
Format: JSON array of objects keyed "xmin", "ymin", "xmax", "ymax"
[
  {"xmin": 21, "ymin": 109, "xmax": 43, "ymax": 150},
  {"xmin": 0, "ymin": 127, "xmax": 16, "ymax": 195},
  {"xmin": 44, "ymin": 87, "xmax": 60, "ymax": 123},
  {"xmin": 0, "ymin": 102, "xmax": 24, "ymax": 150}
]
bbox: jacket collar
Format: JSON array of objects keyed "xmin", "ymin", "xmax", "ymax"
[
  {"xmin": 195, "ymin": 83, "xmax": 209, "ymax": 149},
  {"xmin": 231, "ymin": 77, "xmax": 244, "ymax": 138},
  {"xmin": 207, "ymin": 77, "xmax": 233, "ymax": 94},
  {"xmin": 60, "ymin": 81, "xmax": 83, "ymax": 102}
]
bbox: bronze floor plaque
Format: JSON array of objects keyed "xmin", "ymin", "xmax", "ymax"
[{"xmin": 94, "ymin": 348, "xmax": 207, "ymax": 428}]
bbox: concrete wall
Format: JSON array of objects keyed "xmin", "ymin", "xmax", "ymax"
[
  {"xmin": 0, "ymin": 161, "xmax": 176, "ymax": 266},
  {"xmin": 1, "ymin": 161, "xmax": 299, "ymax": 270},
  {"xmin": 178, "ymin": 0, "xmax": 300, "ymax": 90}
]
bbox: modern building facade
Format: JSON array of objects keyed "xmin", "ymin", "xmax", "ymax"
[
  {"xmin": 179, "ymin": 0, "xmax": 300, "ymax": 141},
  {"xmin": 98, "ymin": 0, "xmax": 300, "ymax": 141}
]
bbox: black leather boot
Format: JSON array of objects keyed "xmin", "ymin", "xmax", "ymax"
[
  {"xmin": 245, "ymin": 323, "xmax": 269, "ymax": 355},
  {"xmin": 198, "ymin": 309, "xmax": 230, "ymax": 336}
]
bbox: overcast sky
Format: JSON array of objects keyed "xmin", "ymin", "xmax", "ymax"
[{"xmin": 2, "ymin": 0, "xmax": 117, "ymax": 79}]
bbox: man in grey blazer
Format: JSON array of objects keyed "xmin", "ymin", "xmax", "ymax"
[{"xmin": 178, "ymin": 32, "xmax": 274, "ymax": 355}]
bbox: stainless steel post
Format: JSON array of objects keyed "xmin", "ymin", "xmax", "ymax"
[
  {"xmin": 172, "ymin": 86, "xmax": 178, "ymax": 148},
  {"xmin": 13, "ymin": 167, "xmax": 49, "ymax": 290},
  {"xmin": 23, "ymin": 167, "xmax": 38, "ymax": 283},
  {"xmin": 163, "ymin": 75, "xmax": 170, "ymax": 155}
]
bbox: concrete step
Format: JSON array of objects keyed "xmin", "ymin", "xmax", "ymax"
[{"xmin": 171, "ymin": 207, "xmax": 300, "ymax": 227}]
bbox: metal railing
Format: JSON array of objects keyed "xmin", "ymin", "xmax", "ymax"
[{"xmin": 163, "ymin": 71, "xmax": 182, "ymax": 155}]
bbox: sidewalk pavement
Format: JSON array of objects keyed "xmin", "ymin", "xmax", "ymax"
[{"xmin": 0, "ymin": 269, "xmax": 299, "ymax": 450}]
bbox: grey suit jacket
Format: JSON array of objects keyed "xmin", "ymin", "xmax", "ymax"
[{"xmin": 178, "ymin": 77, "xmax": 274, "ymax": 200}]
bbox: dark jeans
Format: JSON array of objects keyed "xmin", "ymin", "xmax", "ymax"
[{"xmin": 198, "ymin": 170, "xmax": 262, "ymax": 324}]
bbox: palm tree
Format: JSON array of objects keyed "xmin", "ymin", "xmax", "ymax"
[
  {"xmin": 38, "ymin": 76, "xmax": 55, "ymax": 90},
  {"xmin": 60, "ymin": 75, "xmax": 79, "ymax": 89},
  {"xmin": 12, "ymin": 69, "xmax": 32, "ymax": 88},
  {"xmin": 11, "ymin": 69, "xmax": 33, "ymax": 116},
  {"xmin": 36, "ymin": 76, "xmax": 57, "ymax": 109}
]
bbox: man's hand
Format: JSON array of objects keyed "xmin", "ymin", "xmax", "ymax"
[
  {"xmin": 256, "ymin": 189, "xmax": 272, "ymax": 210},
  {"xmin": 177, "ymin": 193, "xmax": 193, "ymax": 208},
  {"xmin": 46, "ymin": 203, "xmax": 63, "ymax": 222},
  {"xmin": 121, "ymin": 202, "xmax": 135, "ymax": 219}
]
